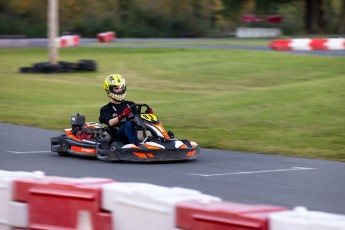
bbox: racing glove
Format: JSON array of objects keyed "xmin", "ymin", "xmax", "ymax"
[
  {"xmin": 118, "ymin": 107, "xmax": 131, "ymax": 121},
  {"xmin": 145, "ymin": 108, "xmax": 154, "ymax": 114}
]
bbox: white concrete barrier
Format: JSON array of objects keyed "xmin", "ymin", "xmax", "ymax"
[
  {"xmin": 0, "ymin": 170, "xmax": 45, "ymax": 229},
  {"xmin": 2, "ymin": 169, "xmax": 345, "ymax": 230},
  {"xmin": 236, "ymin": 27, "xmax": 282, "ymax": 38},
  {"xmin": 270, "ymin": 206, "xmax": 345, "ymax": 230},
  {"xmin": 101, "ymin": 182, "xmax": 221, "ymax": 230}
]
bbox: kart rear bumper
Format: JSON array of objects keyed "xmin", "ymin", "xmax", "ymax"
[{"xmin": 51, "ymin": 135, "xmax": 98, "ymax": 157}]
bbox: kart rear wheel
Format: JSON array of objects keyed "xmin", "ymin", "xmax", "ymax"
[
  {"xmin": 57, "ymin": 151, "xmax": 68, "ymax": 157},
  {"xmin": 96, "ymin": 150, "xmax": 108, "ymax": 161}
]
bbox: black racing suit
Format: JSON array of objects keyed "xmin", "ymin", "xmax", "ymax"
[{"xmin": 99, "ymin": 100, "xmax": 137, "ymax": 143}]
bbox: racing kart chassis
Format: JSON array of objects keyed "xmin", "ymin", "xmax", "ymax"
[{"xmin": 50, "ymin": 104, "xmax": 200, "ymax": 162}]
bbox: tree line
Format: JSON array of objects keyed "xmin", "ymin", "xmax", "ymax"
[{"xmin": 0, "ymin": 0, "xmax": 343, "ymax": 38}]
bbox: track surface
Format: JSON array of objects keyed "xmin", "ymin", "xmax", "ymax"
[{"xmin": 0, "ymin": 123, "xmax": 344, "ymax": 214}]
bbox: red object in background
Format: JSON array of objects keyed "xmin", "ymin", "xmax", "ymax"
[
  {"xmin": 97, "ymin": 31, "xmax": 116, "ymax": 42},
  {"xmin": 242, "ymin": 14, "xmax": 282, "ymax": 23},
  {"xmin": 13, "ymin": 177, "xmax": 114, "ymax": 230},
  {"xmin": 266, "ymin": 15, "xmax": 282, "ymax": 23},
  {"xmin": 242, "ymin": 14, "xmax": 263, "ymax": 23},
  {"xmin": 176, "ymin": 200, "xmax": 286, "ymax": 230}
]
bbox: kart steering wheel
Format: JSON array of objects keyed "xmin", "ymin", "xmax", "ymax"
[
  {"xmin": 130, "ymin": 103, "xmax": 150, "ymax": 114},
  {"xmin": 126, "ymin": 103, "xmax": 151, "ymax": 121}
]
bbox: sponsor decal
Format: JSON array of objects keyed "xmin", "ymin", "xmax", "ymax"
[
  {"xmin": 70, "ymin": 146, "xmax": 96, "ymax": 154},
  {"xmin": 140, "ymin": 114, "xmax": 157, "ymax": 122}
]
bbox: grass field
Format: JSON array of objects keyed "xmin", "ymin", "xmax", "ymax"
[{"xmin": 0, "ymin": 46, "xmax": 344, "ymax": 161}]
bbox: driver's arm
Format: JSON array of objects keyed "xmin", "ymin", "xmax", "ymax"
[
  {"xmin": 108, "ymin": 117, "xmax": 121, "ymax": 127},
  {"xmin": 99, "ymin": 106, "xmax": 120, "ymax": 127}
]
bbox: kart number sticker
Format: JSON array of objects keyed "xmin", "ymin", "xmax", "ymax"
[{"xmin": 141, "ymin": 114, "xmax": 157, "ymax": 122}]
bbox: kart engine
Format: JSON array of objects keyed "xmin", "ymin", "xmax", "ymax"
[
  {"xmin": 70, "ymin": 113, "xmax": 85, "ymax": 134},
  {"xmin": 70, "ymin": 114, "xmax": 110, "ymax": 141}
]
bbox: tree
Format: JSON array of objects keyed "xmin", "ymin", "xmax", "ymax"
[
  {"xmin": 305, "ymin": 0, "xmax": 326, "ymax": 33},
  {"xmin": 338, "ymin": 0, "xmax": 345, "ymax": 33}
]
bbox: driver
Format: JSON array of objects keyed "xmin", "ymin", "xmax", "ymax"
[{"xmin": 99, "ymin": 74, "xmax": 153, "ymax": 146}]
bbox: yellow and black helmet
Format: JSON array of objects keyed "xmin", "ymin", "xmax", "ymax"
[{"xmin": 104, "ymin": 74, "xmax": 127, "ymax": 101}]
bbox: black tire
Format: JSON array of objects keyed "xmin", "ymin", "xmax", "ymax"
[
  {"xmin": 33, "ymin": 62, "xmax": 61, "ymax": 74},
  {"xmin": 78, "ymin": 60, "xmax": 97, "ymax": 71},
  {"xmin": 96, "ymin": 140, "xmax": 112, "ymax": 161},
  {"xmin": 19, "ymin": 67, "xmax": 34, "ymax": 73},
  {"xmin": 59, "ymin": 61, "xmax": 79, "ymax": 72},
  {"xmin": 57, "ymin": 151, "xmax": 69, "ymax": 157},
  {"xmin": 110, "ymin": 141, "xmax": 124, "ymax": 150}
]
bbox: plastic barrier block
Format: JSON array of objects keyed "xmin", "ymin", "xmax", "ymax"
[
  {"xmin": 310, "ymin": 38, "xmax": 328, "ymax": 50},
  {"xmin": 55, "ymin": 35, "xmax": 80, "ymax": 48},
  {"xmin": 325, "ymin": 38, "xmax": 345, "ymax": 50},
  {"xmin": 176, "ymin": 200, "xmax": 287, "ymax": 230},
  {"xmin": 269, "ymin": 39, "xmax": 292, "ymax": 50},
  {"xmin": 13, "ymin": 176, "xmax": 114, "ymax": 230},
  {"xmin": 290, "ymin": 38, "xmax": 312, "ymax": 50},
  {"xmin": 101, "ymin": 182, "xmax": 221, "ymax": 230},
  {"xmin": 270, "ymin": 206, "xmax": 345, "ymax": 230},
  {"xmin": 270, "ymin": 38, "xmax": 345, "ymax": 51},
  {"xmin": 97, "ymin": 32, "xmax": 116, "ymax": 43},
  {"xmin": 0, "ymin": 170, "xmax": 45, "ymax": 229}
]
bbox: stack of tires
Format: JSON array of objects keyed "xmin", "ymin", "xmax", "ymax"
[{"xmin": 20, "ymin": 60, "xmax": 97, "ymax": 74}]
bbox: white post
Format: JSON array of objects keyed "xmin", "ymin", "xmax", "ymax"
[{"xmin": 48, "ymin": 0, "xmax": 58, "ymax": 64}]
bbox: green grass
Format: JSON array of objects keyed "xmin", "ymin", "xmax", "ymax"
[{"xmin": 0, "ymin": 47, "xmax": 344, "ymax": 162}]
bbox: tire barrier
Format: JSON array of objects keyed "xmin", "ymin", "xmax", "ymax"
[
  {"xmin": 269, "ymin": 38, "xmax": 345, "ymax": 51},
  {"xmin": 55, "ymin": 35, "xmax": 80, "ymax": 48},
  {"xmin": 19, "ymin": 60, "xmax": 97, "ymax": 74},
  {"xmin": 1, "ymin": 170, "xmax": 345, "ymax": 230},
  {"xmin": 97, "ymin": 32, "xmax": 116, "ymax": 43}
]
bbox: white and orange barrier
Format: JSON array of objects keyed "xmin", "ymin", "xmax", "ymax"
[
  {"xmin": 269, "ymin": 38, "xmax": 345, "ymax": 51},
  {"xmin": 97, "ymin": 31, "xmax": 116, "ymax": 43},
  {"xmin": 14, "ymin": 176, "xmax": 113, "ymax": 230},
  {"xmin": 0, "ymin": 170, "xmax": 45, "ymax": 230},
  {"xmin": 101, "ymin": 183, "xmax": 221, "ymax": 230},
  {"xmin": 270, "ymin": 207, "xmax": 345, "ymax": 230},
  {"xmin": 1, "ymin": 169, "xmax": 345, "ymax": 230},
  {"xmin": 176, "ymin": 200, "xmax": 286, "ymax": 230},
  {"xmin": 55, "ymin": 35, "xmax": 80, "ymax": 48}
]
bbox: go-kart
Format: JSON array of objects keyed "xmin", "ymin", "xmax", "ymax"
[{"xmin": 50, "ymin": 103, "xmax": 200, "ymax": 162}]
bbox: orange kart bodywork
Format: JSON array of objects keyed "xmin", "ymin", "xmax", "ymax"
[
  {"xmin": 50, "ymin": 104, "xmax": 200, "ymax": 162},
  {"xmin": 51, "ymin": 128, "xmax": 200, "ymax": 162}
]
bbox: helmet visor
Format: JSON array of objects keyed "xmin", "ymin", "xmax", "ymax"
[{"xmin": 111, "ymin": 84, "xmax": 125, "ymax": 93}]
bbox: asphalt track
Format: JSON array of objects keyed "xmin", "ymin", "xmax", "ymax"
[{"xmin": 0, "ymin": 123, "xmax": 344, "ymax": 215}]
